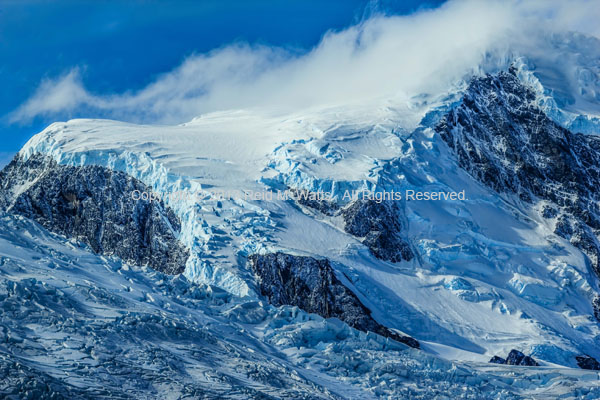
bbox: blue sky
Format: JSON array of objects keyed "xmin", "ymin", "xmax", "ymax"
[{"xmin": 0, "ymin": 0, "xmax": 445, "ymax": 166}]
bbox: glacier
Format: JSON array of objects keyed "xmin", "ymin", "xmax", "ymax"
[
  {"xmin": 3, "ymin": 211, "xmax": 600, "ymax": 398},
  {"xmin": 3, "ymin": 34, "xmax": 600, "ymax": 397}
]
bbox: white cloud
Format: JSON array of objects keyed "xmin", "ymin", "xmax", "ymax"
[
  {"xmin": 10, "ymin": 0, "xmax": 600, "ymax": 125},
  {"xmin": 11, "ymin": 69, "xmax": 91, "ymax": 123}
]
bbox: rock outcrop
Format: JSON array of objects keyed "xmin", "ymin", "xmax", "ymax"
[
  {"xmin": 436, "ymin": 67, "xmax": 600, "ymax": 319},
  {"xmin": 489, "ymin": 356, "xmax": 506, "ymax": 364},
  {"xmin": 505, "ymin": 350, "xmax": 539, "ymax": 366},
  {"xmin": 248, "ymin": 252, "xmax": 419, "ymax": 348},
  {"xmin": 576, "ymin": 355, "xmax": 600, "ymax": 370},
  {"xmin": 436, "ymin": 66, "xmax": 600, "ymax": 277},
  {"xmin": 290, "ymin": 188, "xmax": 339, "ymax": 216},
  {"xmin": 0, "ymin": 153, "xmax": 188, "ymax": 274},
  {"xmin": 489, "ymin": 350, "xmax": 539, "ymax": 366},
  {"xmin": 341, "ymin": 199, "xmax": 413, "ymax": 262}
]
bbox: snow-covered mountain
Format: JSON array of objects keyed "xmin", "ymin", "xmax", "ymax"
[{"xmin": 3, "ymin": 38, "xmax": 600, "ymax": 398}]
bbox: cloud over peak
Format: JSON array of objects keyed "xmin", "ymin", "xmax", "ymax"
[{"xmin": 10, "ymin": 0, "xmax": 600, "ymax": 125}]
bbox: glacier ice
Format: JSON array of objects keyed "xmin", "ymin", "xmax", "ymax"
[{"xmin": 2, "ymin": 44, "xmax": 600, "ymax": 397}]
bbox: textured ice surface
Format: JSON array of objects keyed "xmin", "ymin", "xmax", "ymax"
[
  {"xmin": 2, "ymin": 212, "xmax": 600, "ymax": 398},
  {"xmin": 4, "ymin": 40, "xmax": 600, "ymax": 396},
  {"xmin": 16, "ymin": 83, "xmax": 600, "ymax": 367}
]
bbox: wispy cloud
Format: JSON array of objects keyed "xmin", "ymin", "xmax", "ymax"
[
  {"xmin": 11, "ymin": 69, "xmax": 92, "ymax": 123},
  {"xmin": 9, "ymin": 0, "xmax": 600, "ymax": 125}
]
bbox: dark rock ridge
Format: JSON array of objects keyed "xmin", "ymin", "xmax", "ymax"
[
  {"xmin": 576, "ymin": 355, "xmax": 600, "ymax": 370},
  {"xmin": 489, "ymin": 350, "xmax": 539, "ymax": 366},
  {"xmin": 594, "ymin": 297, "xmax": 600, "ymax": 321},
  {"xmin": 248, "ymin": 252, "xmax": 419, "ymax": 348},
  {"xmin": 489, "ymin": 356, "xmax": 506, "ymax": 364},
  {"xmin": 0, "ymin": 153, "xmax": 188, "ymax": 274},
  {"xmin": 436, "ymin": 66, "xmax": 600, "ymax": 312},
  {"xmin": 292, "ymin": 187, "xmax": 413, "ymax": 263},
  {"xmin": 505, "ymin": 350, "xmax": 539, "ymax": 366},
  {"xmin": 341, "ymin": 199, "xmax": 413, "ymax": 262}
]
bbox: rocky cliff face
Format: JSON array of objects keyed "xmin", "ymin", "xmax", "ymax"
[
  {"xmin": 249, "ymin": 252, "xmax": 419, "ymax": 348},
  {"xmin": 436, "ymin": 66, "xmax": 600, "ymax": 314},
  {"xmin": 341, "ymin": 199, "xmax": 413, "ymax": 262},
  {"xmin": 0, "ymin": 153, "xmax": 188, "ymax": 275}
]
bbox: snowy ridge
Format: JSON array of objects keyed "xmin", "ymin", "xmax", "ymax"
[{"xmin": 499, "ymin": 33, "xmax": 600, "ymax": 135}]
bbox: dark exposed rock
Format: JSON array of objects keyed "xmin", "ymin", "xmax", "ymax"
[
  {"xmin": 593, "ymin": 296, "xmax": 600, "ymax": 321},
  {"xmin": 505, "ymin": 350, "xmax": 539, "ymax": 366},
  {"xmin": 290, "ymin": 188, "xmax": 339, "ymax": 216},
  {"xmin": 489, "ymin": 356, "xmax": 506, "ymax": 364},
  {"xmin": 541, "ymin": 205, "xmax": 559, "ymax": 219},
  {"xmin": 248, "ymin": 252, "xmax": 419, "ymax": 348},
  {"xmin": 489, "ymin": 350, "xmax": 538, "ymax": 366},
  {"xmin": 341, "ymin": 199, "xmax": 413, "ymax": 262},
  {"xmin": 576, "ymin": 355, "xmax": 600, "ymax": 370},
  {"xmin": 435, "ymin": 66, "xmax": 600, "ymax": 305},
  {"xmin": 0, "ymin": 153, "xmax": 188, "ymax": 274}
]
